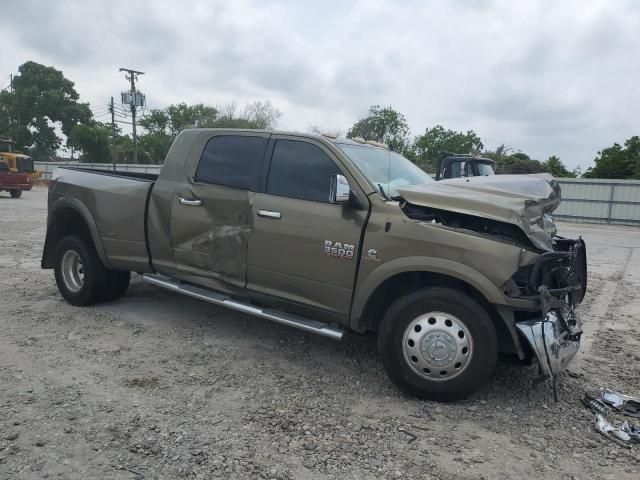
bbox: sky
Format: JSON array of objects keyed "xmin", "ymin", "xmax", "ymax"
[{"xmin": 2, "ymin": 0, "xmax": 639, "ymax": 170}]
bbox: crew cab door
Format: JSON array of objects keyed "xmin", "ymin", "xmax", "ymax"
[
  {"xmin": 247, "ymin": 136, "xmax": 368, "ymax": 315},
  {"xmin": 169, "ymin": 132, "xmax": 269, "ymax": 291}
]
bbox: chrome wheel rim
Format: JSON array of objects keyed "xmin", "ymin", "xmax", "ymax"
[
  {"xmin": 61, "ymin": 250, "xmax": 85, "ymax": 293},
  {"xmin": 402, "ymin": 311, "xmax": 473, "ymax": 381}
]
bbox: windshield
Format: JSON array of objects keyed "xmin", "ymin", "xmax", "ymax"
[
  {"xmin": 338, "ymin": 144, "xmax": 433, "ymax": 198},
  {"xmin": 476, "ymin": 161, "xmax": 494, "ymax": 176},
  {"xmin": 0, "ymin": 141, "xmax": 14, "ymax": 153}
]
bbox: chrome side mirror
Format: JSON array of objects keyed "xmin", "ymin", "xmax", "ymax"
[{"xmin": 330, "ymin": 174, "xmax": 350, "ymax": 204}]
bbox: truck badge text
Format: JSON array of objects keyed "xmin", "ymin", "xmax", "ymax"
[{"xmin": 324, "ymin": 241, "xmax": 355, "ymax": 260}]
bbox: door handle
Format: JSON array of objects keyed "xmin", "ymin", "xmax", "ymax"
[
  {"xmin": 178, "ymin": 196, "xmax": 203, "ymax": 206},
  {"xmin": 257, "ymin": 209, "xmax": 281, "ymax": 219}
]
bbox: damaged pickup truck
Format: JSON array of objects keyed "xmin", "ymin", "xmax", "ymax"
[{"xmin": 41, "ymin": 130, "xmax": 587, "ymax": 401}]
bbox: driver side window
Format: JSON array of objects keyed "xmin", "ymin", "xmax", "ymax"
[{"xmin": 267, "ymin": 140, "xmax": 341, "ymax": 203}]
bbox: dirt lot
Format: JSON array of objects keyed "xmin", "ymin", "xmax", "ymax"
[{"xmin": 1, "ymin": 187, "xmax": 639, "ymax": 480}]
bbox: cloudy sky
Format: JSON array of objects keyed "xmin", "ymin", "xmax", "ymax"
[{"xmin": 2, "ymin": 0, "xmax": 639, "ymax": 170}]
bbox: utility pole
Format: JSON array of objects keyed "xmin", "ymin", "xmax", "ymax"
[
  {"xmin": 109, "ymin": 96, "xmax": 116, "ymax": 171},
  {"xmin": 119, "ymin": 68, "xmax": 145, "ymax": 163}
]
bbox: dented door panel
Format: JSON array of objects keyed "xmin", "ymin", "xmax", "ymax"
[{"xmin": 170, "ymin": 183, "xmax": 253, "ymax": 289}]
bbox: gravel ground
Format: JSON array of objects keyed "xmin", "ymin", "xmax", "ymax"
[{"xmin": 1, "ymin": 187, "xmax": 639, "ymax": 480}]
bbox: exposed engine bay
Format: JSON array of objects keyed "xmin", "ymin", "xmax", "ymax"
[{"xmin": 401, "ymin": 202, "xmax": 536, "ymax": 249}]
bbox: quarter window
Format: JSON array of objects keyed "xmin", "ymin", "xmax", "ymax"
[
  {"xmin": 195, "ymin": 135, "xmax": 268, "ymax": 190},
  {"xmin": 267, "ymin": 140, "xmax": 341, "ymax": 202}
]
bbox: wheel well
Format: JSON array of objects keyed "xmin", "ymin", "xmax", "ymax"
[
  {"xmin": 41, "ymin": 208, "xmax": 94, "ymax": 269},
  {"xmin": 357, "ymin": 271, "xmax": 518, "ymax": 355}
]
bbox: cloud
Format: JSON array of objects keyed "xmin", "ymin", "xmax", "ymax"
[{"xmin": 2, "ymin": 0, "xmax": 639, "ymax": 170}]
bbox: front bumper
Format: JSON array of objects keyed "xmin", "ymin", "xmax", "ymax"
[
  {"xmin": 515, "ymin": 237, "xmax": 586, "ymax": 379},
  {"xmin": 516, "ymin": 307, "xmax": 582, "ymax": 378}
]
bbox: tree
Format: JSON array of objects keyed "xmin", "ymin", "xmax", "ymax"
[
  {"xmin": 138, "ymin": 103, "xmax": 218, "ymax": 163},
  {"xmin": 138, "ymin": 101, "xmax": 282, "ymax": 163},
  {"xmin": 211, "ymin": 101, "xmax": 281, "ymax": 129},
  {"xmin": 347, "ymin": 105, "xmax": 411, "ymax": 154},
  {"xmin": 0, "ymin": 61, "xmax": 91, "ymax": 160},
  {"xmin": 139, "ymin": 103, "xmax": 219, "ymax": 137},
  {"xmin": 69, "ymin": 122, "xmax": 113, "ymax": 163},
  {"xmin": 413, "ymin": 125, "xmax": 483, "ymax": 170},
  {"xmin": 583, "ymin": 136, "xmax": 640, "ymax": 179},
  {"xmin": 542, "ymin": 155, "xmax": 576, "ymax": 178}
]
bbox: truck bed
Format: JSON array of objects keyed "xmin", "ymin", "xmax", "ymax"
[
  {"xmin": 0, "ymin": 170, "xmax": 32, "ymax": 191},
  {"xmin": 51, "ymin": 167, "xmax": 155, "ymax": 271},
  {"xmin": 62, "ymin": 167, "xmax": 159, "ymax": 182}
]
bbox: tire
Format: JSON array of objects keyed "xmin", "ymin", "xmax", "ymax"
[
  {"xmin": 10, "ymin": 189, "xmax": 22, "ymax": 198},
  {"xmin": 54, "ymin": 235, "xmax": 109, "ymax": 306},
  {"xmin": 378, "ymin": 287, "xmax": 498, "ymax": 402},
  {"xmin": 102, "ymin": 270, "xmax": 131, "ymax": 302}
]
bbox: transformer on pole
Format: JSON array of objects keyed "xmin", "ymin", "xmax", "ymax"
[{"xmin": 119, "ymin": 68, "xmax": 145, "ymax": 163}]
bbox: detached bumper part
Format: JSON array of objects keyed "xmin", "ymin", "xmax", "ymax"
[{"xmin": 516, "ymin": 310, "xmax": 581, "ymax": 379}]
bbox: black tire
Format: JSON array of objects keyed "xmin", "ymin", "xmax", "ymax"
[
  {"xmin": 54, "ymin": 235, "xmax": 109, "ymax": 306},
  {"xmin": 102, "ymin": 270, "xmax": 131, "ymax": 302},
  {"xmin": 378, "ymin": 287, "xmax": 498, "ymax": 402},
  {"xmin": 10, "ymin": 189, "xmax": 22, "ymax": 198}
]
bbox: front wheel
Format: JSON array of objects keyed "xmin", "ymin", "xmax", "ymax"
[
  {"xmin": 10, "ymin": 189, "xmax": 22, "ymax": 198},
  {"xmin": 378, "ymin": 287, "xmax": 497, "ymax": 401}
]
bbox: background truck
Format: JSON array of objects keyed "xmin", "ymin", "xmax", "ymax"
[
  {"xmin": 0, "ymin": 158, "xmax": 32, "ymax": 198},
  {"xmin": 435, "ymin": 151, "xmax": 496, "ymax": 180},
  {"xmin": 41, "ymin": 129, "xmax": 587, "ymax": 401},
  {"xmin": 0, "ymin": 138, "xmax": 41, "ymax": 181}
]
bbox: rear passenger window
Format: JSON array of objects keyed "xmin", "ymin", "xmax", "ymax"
[
  {"xmin": 267, "ymin": 140, "xmax": 341, "ymax": 203},
  {"xmin": 195, "ymin": 135, "xmax": 268, "ymax": 190}
]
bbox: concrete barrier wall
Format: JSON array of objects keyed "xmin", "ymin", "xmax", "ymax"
[{"xmin": 35, "ymin": 162, "xmax": 640, "ymax": 226}]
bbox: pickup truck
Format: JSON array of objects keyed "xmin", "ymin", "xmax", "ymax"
[
  {"xmin": 435, "ymin": 151, "xmax": 496, "ymax": 180},
  {"xmin": 42, "ymin": 129, "xmax": 587, "ymax": 401},
  {"xmin": 0, "ymin": 159, "xmax": 32, "ymax": 198}
]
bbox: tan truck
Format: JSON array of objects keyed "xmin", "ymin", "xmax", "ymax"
[{"xmin": 41, "ymin": 129, "xmax": 587, "ymax": 401}]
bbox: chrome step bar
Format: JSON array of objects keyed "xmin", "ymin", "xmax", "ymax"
[{"xmin": 141, "ymin": 274, "xmax": 344, "ymax": 340}]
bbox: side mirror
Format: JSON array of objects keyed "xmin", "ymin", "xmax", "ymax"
[{"xmin": 330, "ymin": 174, "xmax": 350, "ymax": 204}]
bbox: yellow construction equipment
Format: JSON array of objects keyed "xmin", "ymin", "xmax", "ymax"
[{"xmin": 0, "ymin": 138, "xmax": 42, "ymax": 180}]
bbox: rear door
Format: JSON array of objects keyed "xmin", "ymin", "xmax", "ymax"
[
  {"xmin": 169, "ymin": 132, "xmax": 269, "ymax": 291},
  {"xmin": 247, "ymin": 136, "xmax": 368, "ymax": 315}
]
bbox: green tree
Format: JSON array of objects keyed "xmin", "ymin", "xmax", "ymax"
[
  {"xmin": 0, "ymin": 61, "xmax": 91, "ymax": 160},
  {"xmin": 347, "ymin": 105, "xmax": 411, "ymax": 154},
  {"xmin": 413, "ymin": 125, "xmax": 484, "ymax": 170},
  {"xmin": 138, "ymin": 101, "xmax": 282, "ymax": 162},
  {"xmin": 139, "ymin": 103, "xmax": 218, "ymax": 136},
  {"xmin": 138, "ymin": 103, "xmax": 218, "ymax": 163},
  {"xmin": 542, "ymin": 155, "xmax": 576, "ymax": 178},
  {"xmin": 69, "ymin": 122, "xmax": 113, "ymax": 163},
  {"xmin": 583, "ymin": 136, "xmax": 640, "ymax": 179},
  {"xmin": 138, "ymin": 131, "xmax": 173, "ymax": 164}
]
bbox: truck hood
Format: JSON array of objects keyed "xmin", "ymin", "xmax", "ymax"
[{"xmin": 398, "ymin": 174, "xmax": 561, "ymax": 251}]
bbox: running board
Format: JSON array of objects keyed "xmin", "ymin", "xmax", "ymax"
[{"xmin": 141, "ymin": 274, "xmax": 344, "ymax": 340}]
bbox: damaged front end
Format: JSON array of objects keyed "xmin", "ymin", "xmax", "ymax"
[
  {"xmin": 397, "ymin": 175, "xmax": 588, "ymax": 382},
  {"xmin": 515, "ymin": 237, "xmax": 587, "ymax": 380}
]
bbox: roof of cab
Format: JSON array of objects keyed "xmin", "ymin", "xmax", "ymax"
[{"xmin": 178, "ymin": 128, "xmax": 384, "ymax": 149}]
